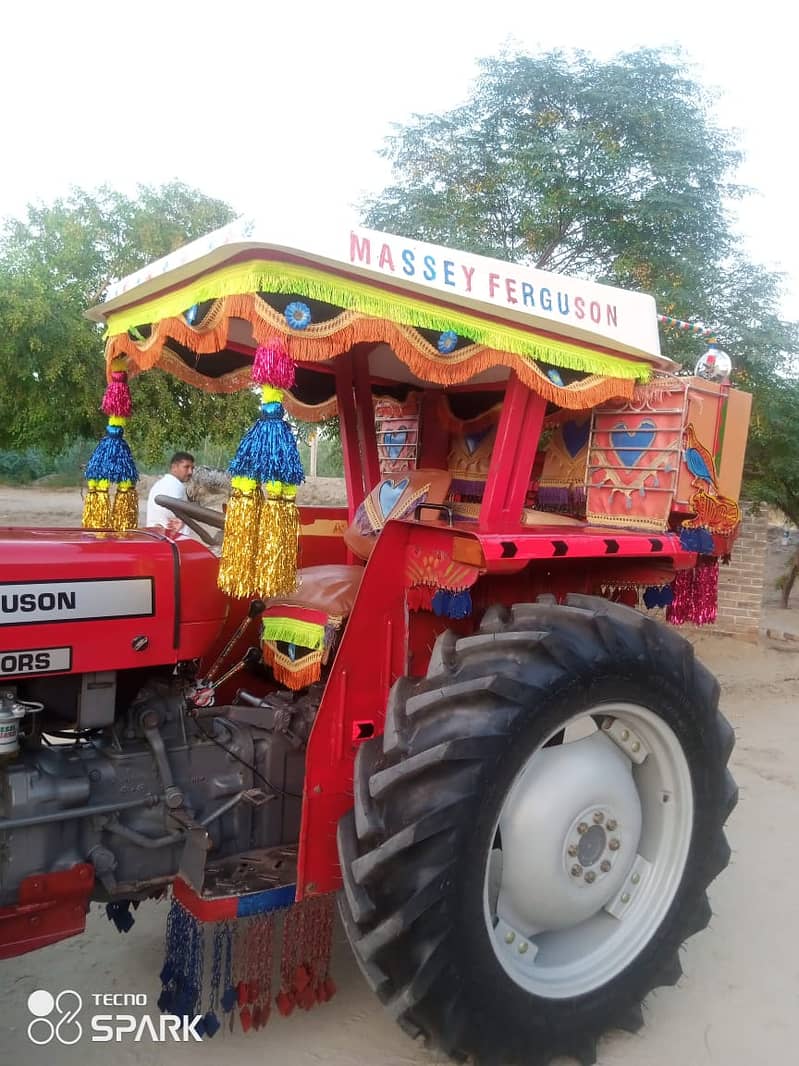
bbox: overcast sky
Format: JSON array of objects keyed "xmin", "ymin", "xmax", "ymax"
[{"xmin": 2, "ymin": 0, "xmax": 795, "ymax": 322}]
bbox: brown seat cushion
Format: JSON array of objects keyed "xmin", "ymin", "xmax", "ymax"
[
  {"xmin": 264, "ymin": 564, "xmax": 363, "ymax": 619},
  {"xmin": 343, "ymin": 468, "xmax": 452, "ymax": 561}
]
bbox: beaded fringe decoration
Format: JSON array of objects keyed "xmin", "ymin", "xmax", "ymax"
[{"xmin": 158, "ymin": 893, "xmax": 336, "ymax": 1038}]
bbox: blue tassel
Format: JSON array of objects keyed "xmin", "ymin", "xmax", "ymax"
[
  {"xmin": 85, "ymin": 426, "xmax": 138, "ymax": 483},
  {"xmin": 228, "ymin": 409, "xmax": 304, "ymax": 485},
  {"xmin": 643, "ymin": 585, "xmax": 675, "ymax": 609},
  {"xmin": 431, "ymin": 589, "xmax": 451, "ymax": 617},
  {"xmin": 447, "ymin": 590, "xmax": 472, "ymax": 619},
  {"xmin": 203, "ymin": 1012, "xmax": 221, "ymax": 1037},
  {"xmin": 679, "ymin": 527, "xmax": 715, "ymax": 554}
]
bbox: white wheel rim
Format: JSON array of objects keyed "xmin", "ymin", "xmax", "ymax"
[{"xmin": 483, "ymin": 702, "xmax": 694, "ymax": 999}]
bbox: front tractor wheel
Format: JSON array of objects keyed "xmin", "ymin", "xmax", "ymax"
[{"xmin": 337, "ymin": 595, "xmax": 737, "ymax": 1066}]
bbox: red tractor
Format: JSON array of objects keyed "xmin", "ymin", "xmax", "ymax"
[{"xmin": 0, "ymin": 224, "xmax": 746, "ymax": 1063}]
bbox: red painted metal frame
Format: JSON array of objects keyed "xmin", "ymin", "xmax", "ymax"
[
  {"xmin": 0, "ymin": 863, "xmax": 94, "ymax": 959},
  {"xmin": 479, "ymin": 373, "xmax": 547, "ymax": 532}
]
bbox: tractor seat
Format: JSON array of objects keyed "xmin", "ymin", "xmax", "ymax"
[
  {"xmin": 260, "ymin": 469, "xmax": 451, "ymax": 689},
  {"xmin": 264, "ymin": 563, "xmax": 363, "ymax": 620}
]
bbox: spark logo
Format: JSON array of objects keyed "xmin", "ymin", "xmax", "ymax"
[
  {"xmin": 26, "ymin": 988, "xmax": 204, "ymax": 1043},
  {"xmin": 27, "ymin": 989, "xmax": 83, "ymax": 1045}
]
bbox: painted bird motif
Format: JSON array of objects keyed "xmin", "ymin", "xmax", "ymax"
[
  {"xmin": 683, "ymin": 424, "xmax": 717, "ymax": 490},
  {"xmin": 682, "ymin": 424, "xmax": 741, "ymax": 534}
]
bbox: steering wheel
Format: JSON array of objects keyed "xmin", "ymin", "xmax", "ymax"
[{"xmin": 154, "ymin": 494, "xmax": 224, "ymax": 546}]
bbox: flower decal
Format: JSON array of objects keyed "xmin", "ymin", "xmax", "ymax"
[
  {"xmin": 437, "ymin": 330, "xmax": 458, "ymax": 354},
  {"xmin": 285, "ymin": 301, "xmax": 312, "ymax": 330}
]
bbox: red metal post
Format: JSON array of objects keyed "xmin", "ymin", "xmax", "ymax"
[
  {"xmin": 479, "ymin": 373, "xmax": 547, "ymax": 532},
  {"xmin": 419, "ymin": 390, "xmax": 450, "ymax": 469},
  {"xmin": 352, "ymin": 347, "xmax": 382, "ymax": 492},
  {"xmin": 335, "ymin": 352, "xmax": 366, "ymax": 522}
]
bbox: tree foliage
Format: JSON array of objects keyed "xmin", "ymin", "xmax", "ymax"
[
  {"xmin": 0, "ymin": 182, "xmax": 255, "ymax": 464},
  {"xmin": 363, "ymin": 46, "xmax": 799, "ymax": 521}
]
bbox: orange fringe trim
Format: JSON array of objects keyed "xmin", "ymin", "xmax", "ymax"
[
  {"xmin": 105, "ymin": 296, "xmax": 636, "ymax": 411},
  {"xmin": 262, "ymin": 643, "xmax": 323, "ymax": 691}
]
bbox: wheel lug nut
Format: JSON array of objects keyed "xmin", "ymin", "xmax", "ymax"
[
  {"xmin": 584, "ymin": 871, "xmax": 596, "ymax": 884},
  {"xmin": 621, "ymin": 892, "xmax": 631, "ymax": 904},
  {"xmin": 567, "ymin": 844, "xmax": 578, "ymax": 857},
  {"xmin": 631, "ymin": 872, "xmax": 640, "ymax": 885},
  {"xmin": 621, "ymin": 729, "xmax": 630, "ymax": 741},
  {"xmin": 606, "ymin": 819, "xmax": 617, "ymax": 831},
  {"xmin": 518, "ymin": 942, "xmax": 528, "ymax": 954},
  {"xmin": 632, "ymin": 741, "xmax": 641, "ymax": 753},
  {"xmin": 609, "ymin": 838, "xmax": 620, "ymax": 851},
  {"xmin": 577, "ymin": 822, "xmax": 588, "ymax": 835},
  {"xmin": 571, "ymin": 864, "xmax": 583, "ymax": 877},
  {"xmin": 593, "ymin": 811, "xmax": 604, "ymax": 824},
  {"xmin": 600, "ymin": 860, "xmax": 611, "ymax": 873},
  {"xmin": 504, "ymin": 930, "xmax": 515, "ymax": 943}
]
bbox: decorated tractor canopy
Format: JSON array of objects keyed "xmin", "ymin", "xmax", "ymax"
[
  {"xmin": 85, "ymin": 221, "xmax": 750, "ymax": 624},
  {"xmin": 0, "ymin": 222, "xmax": 744, "ymax": 1063}
]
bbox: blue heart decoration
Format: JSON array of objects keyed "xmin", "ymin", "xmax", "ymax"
[
  {"xmin": 610, "ymin": 420, "xmax": 656, "ymax": 468},
  {"xmin": 562, "ymin": 419, "xmax": 590, "ymax": 459},
  {"xmin": 384, "ymin": 430, "xmax": 408, "ymax": 460},
  {"xmin": 378, "ymin": 477, "xmax": 409, "ymax": 517},
  {"xmin": 464, "ymin": 429, "xmax": 490, "ymax": 455}
]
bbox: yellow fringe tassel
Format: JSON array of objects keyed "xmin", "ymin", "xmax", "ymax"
[
  {"xmin": 82, "ymin": 481, "xmax": 112, "ymax": 528},
  {"xmin": 217, "ymin": 484, "xmax": 262, "ymax": 598},
  {"xmin": 254, "ymin": 489, "xmax": 299, "ymax": 599},
  {"xmin": 262, "ymin": 643, "xmax": 323, "ymax": 691},
  {"xmin": 111, "ymin": 484, "xmax": 139, "ymax": 530}
]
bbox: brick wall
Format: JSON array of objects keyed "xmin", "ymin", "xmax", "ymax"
[{"xmin": 714, "ymin": 504, "xmax": 769, "ymax": 640}]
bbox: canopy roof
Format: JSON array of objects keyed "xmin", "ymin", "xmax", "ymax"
[{"xmin": 87, "ymin": 222, "xmax": 675, "ymax": 411}]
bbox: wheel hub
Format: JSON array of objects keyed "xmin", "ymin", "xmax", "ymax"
[
  {"xmin": 495, "ymin": 731, "xmax": 642, "ymax": 934},
  {"xmin": 564, "ymin": 807, "xmax": 623, "ymax": 885}
]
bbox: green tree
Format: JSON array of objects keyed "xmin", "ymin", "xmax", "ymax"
[
  {"xmin": 362, "ymin": 47, "xmax": 795, "ymax": 368},
  {"xmin": 0, "ymin": 182, "xmax": 255, "ymax": 463},
  {"xmin": 364, "ymin": 45, "xmax": 799, "ymax": 581}
]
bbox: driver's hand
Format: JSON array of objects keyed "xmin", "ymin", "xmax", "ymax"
[{"xmin": 166, "ymin": 517, "xmax": 183, "ymax": 533}]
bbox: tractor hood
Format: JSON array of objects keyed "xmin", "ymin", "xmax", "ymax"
[{"xmin": 0, "ymin": 528, "xmax": 228, "ymax": 679}]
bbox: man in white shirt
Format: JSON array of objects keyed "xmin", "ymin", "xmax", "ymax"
[{"xmin": 145, "ymin": 452, "xmax": 195, "ymax": 533}]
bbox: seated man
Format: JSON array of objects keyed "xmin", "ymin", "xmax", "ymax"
[{"xmin": 145, "ymin": 451, "xmax": 195, "ymax": 533}]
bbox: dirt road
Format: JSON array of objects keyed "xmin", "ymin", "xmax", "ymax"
[{"xmin": 1, "ymin": 486, "xmax": 797, "ymax": 1064}]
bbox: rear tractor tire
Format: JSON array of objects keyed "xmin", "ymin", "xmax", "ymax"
[{"xmin": 337, "ymin": 594, "xmax": 737, "ymax": 1065}]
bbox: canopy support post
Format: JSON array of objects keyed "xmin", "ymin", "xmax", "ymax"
[{"xmin": 479, "ymin": 374, "xmax": 546, "ymax": 532}]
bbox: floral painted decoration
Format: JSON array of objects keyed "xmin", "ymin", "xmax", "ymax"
[
  {"xmin": 285, "ymin": 301, "xmax": 312, "ymax": 331},
  {"xmin": 437, "ymin": 330, "xmax": 458, "ymax": 354}
]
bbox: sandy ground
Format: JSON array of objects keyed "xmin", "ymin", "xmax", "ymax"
[{"xmin": 1, "ymin": 487, "xmax": 797, "ymax": 1064}]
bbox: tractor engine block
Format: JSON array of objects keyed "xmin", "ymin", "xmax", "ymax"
[{"xmin": 0, "ymin": 677, "xmax": 306, "ymax": 906}]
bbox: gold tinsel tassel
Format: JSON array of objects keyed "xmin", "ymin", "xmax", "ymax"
[
  {"xmin": 111, "ymin": 481, "xmax": 139, "ymax": 531},
  {"xmin": 254, "ymin": 482, "xmax": 299, "ymax": 598},
  {"xmin": 218, "ymin": 477, "xmax": 261, "ymax": 598},
  {"xmin": 82, "ymin": 479, "xmax": 112, "ymax": 528}
]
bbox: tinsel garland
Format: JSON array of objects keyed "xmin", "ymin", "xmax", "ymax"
[
  {"xmin": 217, "ymin": 480, "xmax": 262, "ymax": 598},
  {"xmin": 666, "ymin": 558, "xmax": 719, "ymax": 625},
  {"xmin": 83, "ymin": 480, "xmax": 112, "ymax": 527},
  {"xmin": 111, "ymin": 481, "xmax": 139, "ymax": 531}
]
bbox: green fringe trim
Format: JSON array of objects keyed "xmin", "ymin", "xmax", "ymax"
[
  {"xmin": 105, "ymin": 260, "xmax": 651, "ymax": 383},
  {"xmin": 262, "ymin": 616, "xmax": 325, "ymax": 650}
]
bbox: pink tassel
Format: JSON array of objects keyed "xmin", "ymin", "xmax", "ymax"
[
  {"xmin": 252, "ymin": 338, "xmax": 296, "ymax": 389},
  {"xmin": 102, "ymin": 371, "xmax": 132, "ymax": 417}
]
